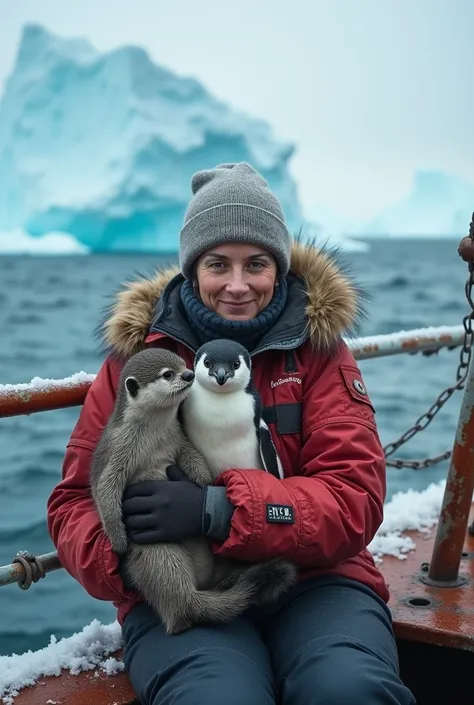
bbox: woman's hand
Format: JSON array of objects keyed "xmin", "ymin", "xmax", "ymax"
[{"xmin": 122, "ymin": 465, "xmax": 205, "ymax": 543}]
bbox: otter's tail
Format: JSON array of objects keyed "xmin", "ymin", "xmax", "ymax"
[{"xmin": 124, "ymin": 545, "xmax": 296, "ymax": 635}]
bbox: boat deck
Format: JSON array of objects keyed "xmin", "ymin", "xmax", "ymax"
[
  {"xmin": 383, "ymin": 505, "xmax": 474, "ymax": 652},
  {"xmin": 12, "ymin": 663, "xmax": 137, "ymax": 705},
  {"xmin": 10, "ymin": 506, "xmax": 474, "ymax": 705}
]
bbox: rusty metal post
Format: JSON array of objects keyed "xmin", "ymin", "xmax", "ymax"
[{"xmin": 424, "ymin": 348, "xmax": 474, "ymax": 586}]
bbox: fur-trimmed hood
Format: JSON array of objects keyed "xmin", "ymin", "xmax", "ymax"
[{"xmin": 101, "ymin": 239, "xmax": 367, "ymax": 359}]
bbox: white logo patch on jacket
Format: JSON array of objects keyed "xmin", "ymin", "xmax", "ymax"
[{"xmin": 270, "ymin": 376, "xmax": 301, "ymax": 388}]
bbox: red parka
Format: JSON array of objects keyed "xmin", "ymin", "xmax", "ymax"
[{"xmin": 47, "ymin": 242, "xmax": 389, "ymax": 625}]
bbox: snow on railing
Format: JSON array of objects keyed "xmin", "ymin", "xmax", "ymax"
[
  {"xmin": 0, "ymin": 325, "xmax": 465, "ymax": 418},
  {"xmin": 347, "ymin": 324, "xmax": 464, "ymax": 359},
  {"xmin": 0, "ymin": 479, "xmax": 446, "ymax": 704},
  {"xmin": 0, "ymin": 371, "xmax": 97, "ymax": 397},
  {"xmin": 0, "ymin": 372, "xmax": 97, "ymax": 417}
]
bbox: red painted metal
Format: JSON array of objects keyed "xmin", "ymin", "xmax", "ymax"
[
  {"xmin": 383, "ymin": 505, "xmax": 474, "ymax": 652},
  {"xmin": 426, "ymin": 349, "xmax": 474, "ymax": 585},
  {"xmin": 12, "ymin": 652, "xmax": 138, "ymax": 705},
  {"xmin": 0, "ymin": 383, "xmax": 91, "ymax": 418}
]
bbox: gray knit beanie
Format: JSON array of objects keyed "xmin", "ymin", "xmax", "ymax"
[{"xmin": 179, "ymin": 162, "xmax": 292, "ymax": 278}]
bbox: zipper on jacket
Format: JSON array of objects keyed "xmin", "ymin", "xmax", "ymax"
[{"xmin": 284, "ymin": 349, "xmax": 298, "ymax": 372}]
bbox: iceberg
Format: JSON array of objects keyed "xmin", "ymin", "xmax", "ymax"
[
  {"xmin": 305, "ymin": 204, "xmax": 368, "ymax": 252},
  {"xmin": 0, "ymin": 24, "xmax": 308, "ymax": 254},
  {"xmin": 0, "ymin": 228, "xmax": 90, "ymax": 255},
  {"xmin": 362, "ymin": 170, "xmax": 474, "ymax": 237}
]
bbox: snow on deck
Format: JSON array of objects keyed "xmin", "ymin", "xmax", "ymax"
[
  {"xmin": 0, "ymin": 372, "xmax": 97, "ymax": 397},
  {"xmin": 368, "ymin": 480, "xmax": 445, "ymax": 562},
  {"xmin": 0, "ymin": 480, "xmax": 446, "ymax": 704},
  {"xmin": 0, "ymin": 621, "xmax": 123, "ymax": 705}
]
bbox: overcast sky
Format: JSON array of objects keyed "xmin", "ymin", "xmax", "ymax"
[{"xmin": 0, "ymin": 0, "xmax": 473, "ymax": 221}]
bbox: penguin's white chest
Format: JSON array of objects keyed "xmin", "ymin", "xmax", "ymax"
[{"xmin": 182, "ymin": 386, "xmax": 263, "ymax": 478}]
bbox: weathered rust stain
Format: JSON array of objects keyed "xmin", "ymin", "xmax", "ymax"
[
  {"xmin": 457, "ymin": 405, "xmax": 474, "ymax": 445},
  {"xmin": 13, "ymin": 660, "xmax": 138, "ymax": 705},
  {"xmin": 382, "ymin": 504, "xmax": 474, "ymax": 652},
  {"xmin": 0, "ymin": 562, "xmax": 23, "ymax": 587},
  {"xmin": 17, "ymin": 390, "xmax": 32, "ymax": 403},
  {"xmin": 402, "ymin": 337, "xmax": 437, "ymax": 349},
  {"xmin": 0, "ymin": 384, "xmax": 91, "ymax": 418},
  {"xmin": 426, "ymin": 363, "xmax": 474, "ymax": 584}
]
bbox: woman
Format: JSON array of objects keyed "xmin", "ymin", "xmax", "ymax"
[{"xmin": 47, "ymin": 163, "xmax": 416, "ymax": 705}]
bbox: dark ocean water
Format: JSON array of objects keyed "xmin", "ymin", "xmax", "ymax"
[{"xmin": 0, "ymin": 239, "xmax": 468, "ymax": 656}]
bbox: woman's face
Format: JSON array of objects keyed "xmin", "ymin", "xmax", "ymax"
[{"xmin": 195, "ymin": 243, "xmax": 278, "ymax": 320}]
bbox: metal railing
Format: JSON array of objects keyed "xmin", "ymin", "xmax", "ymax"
[
  {"xmin": 0, "ymin": 323, "xmax": 472, "ymax": 591},
  {"xmin": 2, "ymin": 218, "xmax": 474, "ymax": 594},
  {"xmin": 0, "ymin": 325, "xmax": 465, "ymax": 419}
]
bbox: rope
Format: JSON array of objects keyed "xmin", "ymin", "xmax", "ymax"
[{"xmin": 12, "ymin": 551, "xmax": 46, "ymax": 590}]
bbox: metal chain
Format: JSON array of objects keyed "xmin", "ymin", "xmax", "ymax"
[{"xmin": 384, "ymin": 215, "xmax": 474, "ymax": 470}]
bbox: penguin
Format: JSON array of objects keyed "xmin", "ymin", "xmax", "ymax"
[{"xmin": 181, "ymin": 338, "xmax": 284, "ymax": 481}]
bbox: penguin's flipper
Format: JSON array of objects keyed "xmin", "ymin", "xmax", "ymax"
[
  {"xmin": 259, "ymin": 418, "xmax": 284, "ymax": 479},
  {"xmin": 249, "ymin": 385, "xmax": 284, "ymax": 479}
]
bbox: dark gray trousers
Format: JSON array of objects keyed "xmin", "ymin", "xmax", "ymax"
[{"xmin": 122, "ymin": 575, "xmax": 416, "ymax": 705}]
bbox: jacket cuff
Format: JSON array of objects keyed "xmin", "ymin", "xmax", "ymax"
[{"xmin": 203, "ymin": 486, "xmax": 235, "ymax": 542}]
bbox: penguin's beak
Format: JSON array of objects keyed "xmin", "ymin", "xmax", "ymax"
[{"xmin": 213, "ymin": 367, "xmax": 231, "ymax": 386}]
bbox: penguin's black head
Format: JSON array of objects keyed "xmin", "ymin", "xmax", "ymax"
[{"xmin": 194, "ymin": 339, "xmax": 251, "ymax": 394}]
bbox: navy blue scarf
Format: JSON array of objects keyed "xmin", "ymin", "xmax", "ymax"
[{"xmin": 180, "ymin": 276, "xmax": 288, "ymax": 351}]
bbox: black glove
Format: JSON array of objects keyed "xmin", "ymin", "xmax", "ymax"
[{"xmin": 122, "ymin": 465, "xmax": 206, "ymax": 544}]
